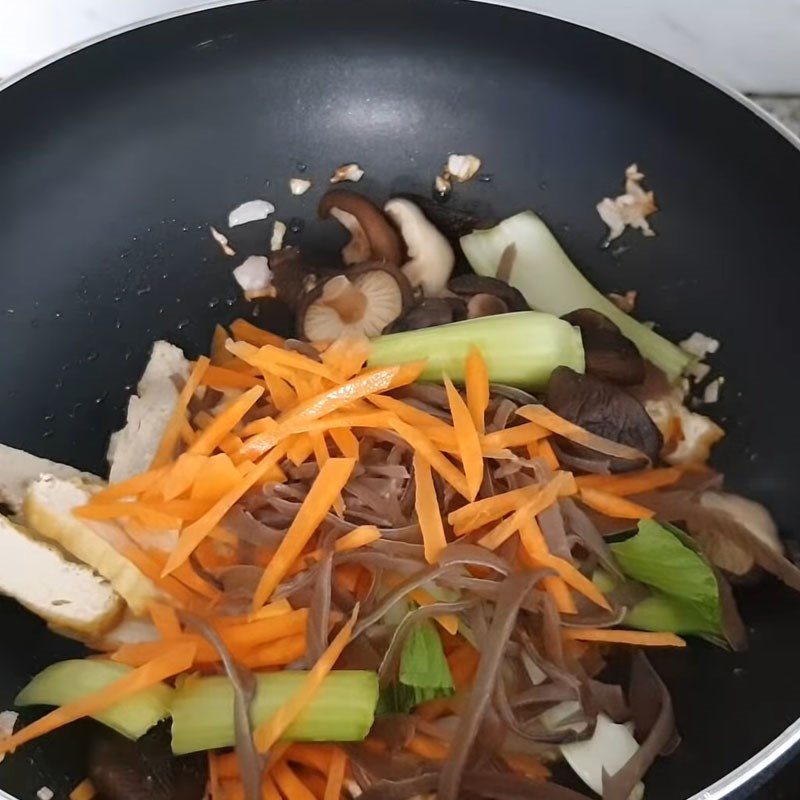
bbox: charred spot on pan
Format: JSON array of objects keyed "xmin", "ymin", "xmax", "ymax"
[
  {"xmin": 562, "ymin": 309, "xmax": 645, "ymax": 386},
  {"xmin": 88, "ymin": 723, "xmax": 207, "ymax": 800},
  {"xmin": 546, "ymin": 367, "xmax": 662, "ymax": 468}
]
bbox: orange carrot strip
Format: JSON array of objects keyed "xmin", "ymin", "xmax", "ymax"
[
  {"xmin": 151, "ymin": 357, "xmax": 210, "ymax": 468},
  {"xmin": 160, "ymin": 453, "xmax": 209, "ymax": 501},
  {"xmin": 481, "ymin": 423, "xmax": 549, "ymax": 452},
  {"xmin": 210, "ymin": 324, "xmax": 231, "ymax": 365},
  {"xmin": 448, "ymin": 484, "xmax": 543, "ymax": 535},
  {"xmin": 478, "ymin": 473, "xmax": 577, "ymax": 550},
  {"xmin": 563, "ymin": 629, "xmax": 686, "ymax": 647},
  {"xmin": 517, "ymin": 405, "xmax": 648, "ymax": 463},
  {"xmin": 262, "ymin": 774, "xmax": 282, "ymax": 800},
  {"xmin": 446, "ymin": 642, "xmax": 480, "ymax": 691},
  {"xmin": 89, "ymin": 467, "xmax": 169, "ymax": 503},
  {"xmin": 287, "ymin": 434, "xmax": 315, "ymax": 467},
  {"xmin": 465, "ymin": 346, "xmax": 490, "ymax": 435},
  {"xmin": 74, "ymin": 502, "xmax": 182, "ymax": 530},
  {"xmin": 536, "ymin": 437, "xmax": 560, "ymax": 471},
  {"xmin": 69, "ymin": 779, "xmax": 96, "ymax": 800},
  {"xmin": 407, "ymin": 734, "xmax": 448, "ymax": 761},
  {"xmin": 179, "ymin": 418, "xmax": 197, "ymax": 447},
  {"xmin": 228, "ymin": 340, "xmax": 340, "ymax": 384},
  {"xmin": 409, "ymin": 588, "xmax": 458, "ymax": 635},
  {"xmin": 230, "ymin": 319, "xmax": 285, "ymax": 348},
  {"xmin": 241, "ymin": 364, "xmax": 424, "ymax": 458},
  {"xmin": 391, "ymin": 419, "xmax": 470, "ymax": 500},
  {"xmin": 414, "ymin": 453, "xmax": 447, "ymax": 565},
  {"xmin": 252, "ymin": 459, "xmax": 356, "ymax": 608},
  {"xmin": 323, "ymin": 749, "xmax": 347, "ymax": 800},
  {"xmin": 503, "ymin": 753, "xmax": 551, "ymax": 781},
  {"xmin": 215, "ymin": 752, "xmax": 240, "ymax": 780},
  {"xmin": 328, "ymin": 427, "xmax": 359, "ymax": 459},
  {"xmin": 272, "ymin": 761, "xmax": 317, "ymax": 800},
  {"xmin": 262, "ymin": 370, "xmax": 297, "ymax": 412},
  {"xmin": 240, "ymin": 635, "xmax": 307, "ymax": 669},
  {"xmin": 295, "ymin": 767, "xmax": 328, "ymax": 800},
  {"xmin": 188, "ymin": 385, "xmax": 264, "ymax": 457},
  {"xmin": 253, "ymin": 606, "xmax": 357, "ymax": 752},
  {"xmin": 575, "ymin": 467, "xmax": 683, "ymax": 496},
  {"xmin": 0, "ymin": 644, "xmax": 195, "ymax": 755},
  {"xmin": 189, "ymin": 453, "xmax": 244, "ymax": 501},
  {"xmin": 310, "ymin": 431, "xmax": 329, "ymax": 467},
  {"xmin": 118, "ymin": 543, "xmax": 207, "ymax": 608},
  {"xmin": 444, "ymin": 376, "xmax": 483, "ymax": 500},
  {"xmin": 147, "ymin": 601, "xmax": 182, "ymax": 638},
  {"xmin": 518, "ymin": 517, "xmax": 610, "ymax": 611},
  {"xmin": 286, "ymin": 744, "xmax": 335, "ymax": 775},
  {"xmin": 321, "ymin": 335, "xmax": 370, "ymax": 379},
  {"xmin": 578, "ymin": 487, "xmax": 655, "ymax": 520},
  {"xmin": 221, "ymin": 609, "xmax": 308, "ymax": 651},
  {"xmin": 368, "ymin": 394, "xmax": 458, "ymax": 451},
  {"xmin": 202, "ymin": 365, "xmax": 263, "ymax": 390},
  {"xmin": 161, "ymin": 441, "xmax": 291, "ymax": 575},
  {"xmin": 292, "ymin": 525, "xmax": 380, "ymax": 574}
]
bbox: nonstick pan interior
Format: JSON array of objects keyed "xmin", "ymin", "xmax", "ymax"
[{"xmin": 0, "ymin": 0, "xmax": 799, "ymax": 797}]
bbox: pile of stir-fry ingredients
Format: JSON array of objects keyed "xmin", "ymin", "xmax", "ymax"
[{"xmin": 3, "ymin": 175, "xmax": 800, "ymax": 800}]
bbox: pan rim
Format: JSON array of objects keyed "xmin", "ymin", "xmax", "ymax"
[{"xmin": 0, "ymin": 1, "xmax": 797, "ymax": 798}]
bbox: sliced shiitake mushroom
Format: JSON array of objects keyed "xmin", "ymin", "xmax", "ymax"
[
  {"xmin": 546, "ymin": 366, "xmax": 663, "ymax": 469},
  {"xmin": 319, "ymin": 189, "xmax": 403, "ymax": 266},
  {"xmin": 88, "ymin": 723, "xmax": 207, "ymax": 800},
  {"xmin": 298, "ymin": 261, "xmax": 413, "ymax": 341},
  {"xmin": 562, "ymin": 308, "xmax": 645, "ymax": 385},
  {"xmin": 389, "ymin": 297, "xmax": 468, "ymax": 332},
  {"xmin": 448, "ymin": 275, "xmax": 529, "ymax": 313}
]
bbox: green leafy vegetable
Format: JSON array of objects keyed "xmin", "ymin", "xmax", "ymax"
[
  {"xmin": 369, "ymin": 311, "xmax": 585, "ymax": 390},
  {"xmin": 460, "ymin": 211, "xmax": 692, "ymax": 381},
  {"xmin": 380, "ymin": 619, "xmax": 454, "ymax": 714},
  {"xmin": 610, "ymin": 519, "xmax": 724, "ymax": 641}
]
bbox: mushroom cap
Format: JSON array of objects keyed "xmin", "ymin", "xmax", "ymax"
[
  {"xmin": 448, "ymin": 274, "xmax": 529, "ymax": 312},
  {"xmin": 562, "ymin": 308, "xmax": 645, "ymax": 386},
  {"xmin": 319, "ymin": 189, "xmax": 403, "ymax": 265},
  {"xmin": 298, "ymin": 261, "xmax": 412, "ymax": 341}
]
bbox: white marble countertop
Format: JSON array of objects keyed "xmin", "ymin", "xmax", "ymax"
[{"xmin": 1, "ymin": 0, "xmax": 800, "ymax": 93}]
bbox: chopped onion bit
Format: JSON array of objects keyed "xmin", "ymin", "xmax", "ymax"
[
  {"xmin": 289, "ymin": 178, "xmax": 312, "ymax": 196},
  {"xmin": 232, "ymin": 255, "xmax": 273, "ymax": 294},
  {"xmin": 330, "ymin": 163, "xmax": 365, "ymax": 183},
  {"xmin": 680, "ymin": 331, "xmax": 720, "ymax": 359},
  {"xmin": 446, "ymin": 153, "xmax": 482, "ymax": 183},
  {"xmin": 228, "ymin": 199, "xmax": 275, "ymax": 228},
  {"xmin": 596, "ymin": 163, "xmax": 657, "ymax": 242},
  {"xmin": 210, "ymin": 226, "xmax": 236, "ymax": 257},
  {"xmin": 270, "ymin": 220, "xmax": 287, "ymax": 252}
]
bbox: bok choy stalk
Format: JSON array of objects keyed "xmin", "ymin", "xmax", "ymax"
[
  {"xmin": 170, "ymin": 670, "xmax": 378, "ymax": 754},
  {"xmin": 460, "ymin": 212, "xmax": 692, "ymax": 381},
  {"xmin": 15, "ymin": 660, "xmax": 173, "ymax": 740},
  {"xmin": 369, "ymin": 311, "xmax": 584, "ymax": 389}
]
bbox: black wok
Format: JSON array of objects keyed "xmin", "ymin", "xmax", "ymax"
[{"xmin": 0, "ymin": 0, "xmax": 799, "ymax": 797}]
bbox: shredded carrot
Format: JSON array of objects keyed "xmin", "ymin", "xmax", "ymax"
[
  {"xmin": 241, "ymin": 364, "xmax": 424, "ymax": 458},
  {"xmin": 210, "ymin": 324, "xmax": 231, "ymax": 365},
  {"xmin": 446, "ymin": 642, "xmax": 480, "ymax": 691},
  {"xmin": 162, "ymin": 441, "xmax": 292, "ymax": 575},
  {"xmin": 448, "ymin": 483, "xmax": 542, "ymax": 535},
  {"xmin": 228, "ymin": 340, "xmax": 340, "ymax": 384},
  {"xmin": 578, "ymin": 487, "xmax": 655, "ymax": 520},
  {"xmin": 253, "ymin": 606, "xmax": 358, "ymax": 752},
  {"xmin": 230, "ymin": 318, "xmax": 285, "ymax": 348},
  {"xmin": 464, "ymin": 346, "xmax": 490, "ymax": 435},
  {"xmin": 288, "ymin": 434, "xmax": 315, "ymax": 467},
  {"xmin": 444, "ymin": 376, "xmax": 484, "ymax": 500},
  {"xmin": 179, "ymin": 417, "xmax": 197, "ymax": 446},
  {"xmin": 252, "ymin": 458, "xmax": 356, "ymax": 608},
  {"xmin": 563, "ymin": 629, "xmax": 686, "ymax": 647},
  {"xmin": 503, "ymin": 753, "xmax": 551, "ymax": 781},
  {"xmin": 202, "ymin": 364, "xmax": 263, "ymax": 390},
  {"xmin": 159, "ymin": 452, "xmax": 209, "ymax": 501},
  {"xmin": 414, "ymin": 453, "xmax": 448, "ymax": 565},
  {"xmin": 368, "ymin": 394, "xmax": 458, "ymax": 451},
  {"xmin": 285, "ymin": 744, "xmax": 336, "ymax": 775},
  {"xmin": 272, "ymin": 761, "xmax": 317, "ymax": 800},
  {"xmin": 69, "ymin": 779, "xmax": 96, "ymax": 800},
  {"xmin": 0, "ymin": 644, "xmax": 196, "ymax": 755},
  {"xmin": 310, "ymin": 430, "xmax": 330, "ymax": 467},
  {"xmin": 242, "ymin": 635, "xmax": 308, "ymax": 669},
  {"xmin": 328, "ymin": 427, "xmax": 359, "ymax": 459},
  {"xmin": 291, "ymin": 525, "xmax": 380, "ymax": 574},
  {"xmin": 481, "ymin": 422, "xmax": 549, "ymax": 452},
  {"xmin": 478, "ymin": 472, "xmax": 577, "ymax": 550},
  {"xmin": 295, "ymin": 767, "xmax": 328, "ymax": 800},
  {"xmin": 151, "ymin": 357, "xmax": 210, "ymax": 468},
  {"xmin": 74, "ymin": 502, "xmax": 182, "ymax": 531},
  {"xmin": 407, "ymin": 733, "xmax": 448, "ymax": 761},
  {"xmin": 323, "ymin": 748, "xmax": 347, "ymax": 800},
  {"xmin": 415, "ymin": 698, "xmax": 454, "ymax": 721},
  {"xmin": 188, "ymin": 385, "xmax": 264, "ymax": 457},
  {"xmin": 189, "ymin": 453, "xmax": 243, "ymax": 501},
  {"xmin": 518, "ymin": 517, "xmax": 611, "ymax": 611},
  {"xmin": 262, "ymin": 773, "xmax": 282, "ymax": 800},
  {"xmin": 391, "ymin": 418, "xmax": 470, "ymax": 500},
  {"xmin": 409, "ymin": 588, "xmax": 458, "ymax": 635},
  {"xmin": 262, "ymin": 370, "xmax": 298, "ymax": 411},
  {"xmin": 215, "ymin": 752, "xmax": 241, "ymax": 780},
  {"xmin": 89, "ymin": 466, "xmax": 169, "ymax": 503},
  {"xmin": 147, "ymin": 601, "xmax": 182, "ymax": 638},
  {"xmin": 543, "ymin": 576, "xmax": 578, "ymax": 615},
  {"xmin": 535, "ymin": 437, "xmax": 560, "ymax": 471},
  {"xmin": 517, "ymin": 405, "xmax": 648, "ymax": 463},
  {"xmin": 575, "ymin": 467, "xmax": 683, "ymax": 496},
  {"xmin": 321, "ymin": 335, "xmax": 370, "ymax": 380}
]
